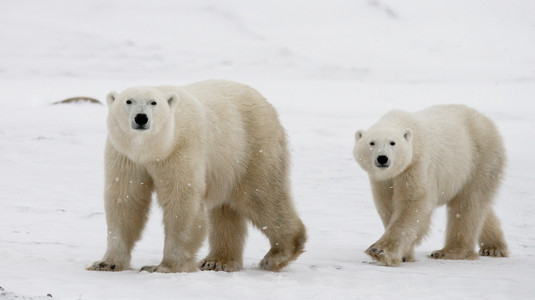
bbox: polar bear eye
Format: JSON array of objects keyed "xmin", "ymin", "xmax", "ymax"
[
  {"xmin": 126, "ymin": 100, "xmax": 132, "ymax": 105},
  {"xmin": 390, "ymin": 141, "xmax": 396, "ymax": 146},
  {"xmin": 369, "ymin": 141, "xmax": 375, "ymax": 146},
  {"xmin": 151, "ymin": 101, "xmax": 157, "ymax": 106}
]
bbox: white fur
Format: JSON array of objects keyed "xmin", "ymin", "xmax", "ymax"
[
  {"xmin": 88, "ymin": 80, "xmax": 306, "ymax": 273},
  {"xmin": 354, "ymin": 104, "xmax": 508, "ymax": 266}
]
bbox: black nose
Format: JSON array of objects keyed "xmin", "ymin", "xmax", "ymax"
[
  {"xmin": 135, "ymin": 114, "xmax": 148, "ymax": 125},
  {"xmin": 377, "ymin": 155, "xmax": 389, "ymax": 165}
]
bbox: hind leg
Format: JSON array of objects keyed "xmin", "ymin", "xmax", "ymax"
[
  {"xmin": 257, "ymin": 217, "xmax": 306, "ymax": 272},
  {"xmin": 240, "ymin": 185, "xmax": 307, "ymax": 272},
  {"xmin": 254, "ymin": 206, "xmax": 307, "ymax": 272},
  {"xmin": 479, "ymin": 209, "xmax": 508, "ymax": 257},
  {"xmin": 199, "ymin": 204, "xmax": 247, "ymax": 272}
]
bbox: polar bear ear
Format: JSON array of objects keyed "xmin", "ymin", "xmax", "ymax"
[
  {"xmin": 355, "ymin": 130, "xmax": 364, "ymax": 140},
  {"xmin": 403, "ymin": 128, "xmax": 412, "ymax": 142},
  {"xmin": 166, "ymin": 92, "xmax": 179, "ymax": 109},
  {"xmin": 106, "ymin": 91, "xmax": 118, "ymax": 106}
]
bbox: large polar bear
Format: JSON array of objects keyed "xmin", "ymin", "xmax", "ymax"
[
  {"xmin": 353, "ymin": 104, "xmax": 508, "ymax": 266},
  {"xmin": 87, "ymin": 80, "xmax": 307, "ymax": 273}
]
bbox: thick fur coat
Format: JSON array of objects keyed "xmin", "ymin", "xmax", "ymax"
[
  {"xmin": 354, "ymin": 104, "xmax": 508, "ymax": 266},
  {"xmin": 88, "ymin": 80, "xmax": 306, "ymax": 273}
]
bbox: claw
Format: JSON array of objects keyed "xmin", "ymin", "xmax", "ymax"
[
  {"xmin": 368, "ymin": 247, "xmax": 384, "ymax": 256},
  {"xmin": 140, "ymin": 265, "xmax": 157, "ymax": 273},
  {"xmin": 430, "ymin": 251, "xmax": 445, "ymax": 259}
]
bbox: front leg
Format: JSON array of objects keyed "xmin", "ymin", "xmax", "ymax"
[
  {"xmin": 88, "ymin": 146, "xmax": 153, "ymax": 271},
  {"xmin": 141, "ymin": 166, "xmax": 207, "ymax": 273},
  {"xmin": 366, "ymin": 224, "xmax": 423, "ymax": 266},
  {"xmin": 370, "ymin": 179, "xmax": 394, "ymax": 229},
  {"xmin": 366, "ymin": 174, "xmax": 433, "ymax": 266},
  {"xmin": 140, "ymin": 202, "xmax": 207, "ymax": 273}
]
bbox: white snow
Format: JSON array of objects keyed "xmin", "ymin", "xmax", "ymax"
[{"xmin": 1, "ymin": 1, "xmax": 534, "ymax": 299}]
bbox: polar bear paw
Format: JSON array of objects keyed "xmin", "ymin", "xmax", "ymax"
[
  {"xmin": 430, "ymin": 248, "xmax": 478, "ymax": 260},
  {"xmin": 479, "ymin": 245, "xmax": 508, "ymax": 257},
  {"xmin": 199, "ymin": 258, "xmax": 242, "ymax": 272},
  {"xmin": 365, "ymin": 244, "xmax": 402, "ymax": 266},
  {"xmin": 259, "ymin": 249, "xmax": 296, "ymax": 272},
  {"xmin": 140, "ymin": 265, "xmax": 168, "ymax": 273},
  {"xmin": 140, "ymin": 261, "xmax": 198, "ymax": 273},
  {"xmin": 87, "ymin": 260, "xmax": 127, "ymax": 272}
]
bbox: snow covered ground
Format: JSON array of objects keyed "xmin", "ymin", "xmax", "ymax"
[{"xmin": 1, "ymin": 1, "xmax": 534, "ymax": 299}]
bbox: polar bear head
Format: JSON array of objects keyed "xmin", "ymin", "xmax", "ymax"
[
  {"xmin": 106, "ymin": 87, "xmax": 179, "ymax": 161},
  {"xmin": 353, "ymin": 127, "xmax": 413, "ymax": 181}
]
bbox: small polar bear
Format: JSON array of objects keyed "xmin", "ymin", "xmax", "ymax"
[
  {"xmin": 353, "ymin": 104, "xmax": 508, "ymax": 266},
  {"xmin": 87, "ymin": 80, "xmax": 306, "ymax": 273}
]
